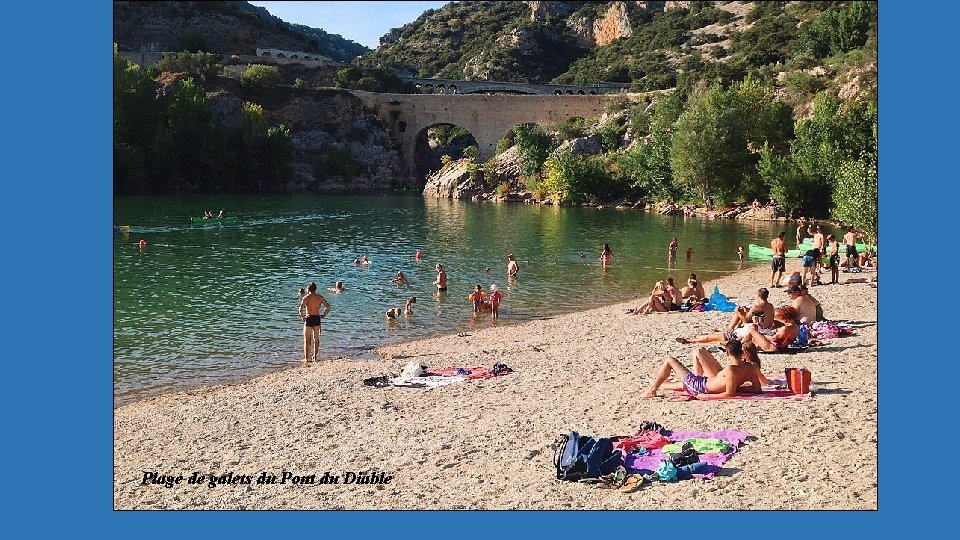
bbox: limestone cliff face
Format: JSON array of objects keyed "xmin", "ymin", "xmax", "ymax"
[
  {"xmin": 568, "ymin": 2, "xmax": 635, "ymax": 48},
  {"xmin": 593, "ymin": 2, "xmax": 633, "ymax": 47}
]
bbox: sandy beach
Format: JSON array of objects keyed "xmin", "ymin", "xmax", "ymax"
[{"xmin": 114, "ymin": 262, "xmax": 877, "ymax": 510}]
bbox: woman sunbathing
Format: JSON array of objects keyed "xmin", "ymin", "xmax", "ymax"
[
  {"xmin": 739, "ymin": 306, "xmax": 800, "ymax": 353},
  {"xmin": 677, "ymin": 305, "xmax": 800, "ymax": 354}
]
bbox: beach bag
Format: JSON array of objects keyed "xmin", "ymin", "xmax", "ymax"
[
  {"xmin": 399, "ymin": 360, "xmax": 426, "ymax": 379},
  {"xmin": 554, "ymin": 432, "xmax": 622, "ymax": 481},
  {"xmin": 810, "ymin": 321, "xmax": 840, "ymax": 339},
  {"xmin": 706, "ymin": 287, "xmax": 737, "ymax": 313},
  {"xmin": 555, "ymin": 431, "xmax": 587, "ymax": 481},
  {"xmin": 785, "ymin": 368, "xmax": 811, "ymax": 394}
]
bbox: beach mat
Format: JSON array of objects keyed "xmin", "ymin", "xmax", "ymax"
[
  {"xmin": 622, "ymin": 429, "xmax": 750, "ymax": 479},
  {"xmin": 668, "ymin": 378, "xmax": 813, "ymax": 401},
  {"xmin": 426, "ymin": 366, "xmax": 513, "ymax": 379},
  {"xmin": 389, "ymin": 375, "xmax": 468, "ymax": 389}
]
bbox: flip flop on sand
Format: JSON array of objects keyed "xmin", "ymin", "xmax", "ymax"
[{"xmin": 618, "ymin": 474, "xmax": 645, "ymax": 493}]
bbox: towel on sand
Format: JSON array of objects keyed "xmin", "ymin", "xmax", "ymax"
[
  {"xmin": 389, "ymin": 375, "xmax": 468, "ymax": 389},
  {"xmin": 426, "ymin": 366, "xmax": 510, "ymax": 379},
  {"xmin": 668, "ymin": 378, "xmax": 813, "ymax": 401},
  {"xmin": 621, "ymin": 429, "xmax": 749, "ymax": 479}
]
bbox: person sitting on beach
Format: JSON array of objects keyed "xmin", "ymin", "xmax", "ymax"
[
  {"xmin": 392, "ymin": 271, "xmax": 409, "ymax": 285},
  {"xmin": 489, "ymin": 285, "xmax": 503, "ymax": 320},
  {"xmin": 641, "ymin": 340, "xmax": 762, "ymax": 398},
  {"xmin": 681, "ymin": 275, "xmax": 706, "ymax": 302},
  {"xmin": 752, "ymin": 199, "xmax": 761, "ymax": 208},
  {"xmin": 739, "ymin": 306, "xmax": 800, "ymax": 353},
  {"xmin": 787, "ymin": 285, "xmax": 825, "ymax": 323},
  {"xmin": 329, "ymin": 281, "xmax": 345, "ymax": 293},
  {"xmin": 665, "ymin": 278, "xmax": 683, "ymax": 309},
  {"xmin": 676, "ymin": 289, "xmax": 777, "ymax": 346},
  {"xmin": 468, "ymin": 284, "xmax": 489, "ymax": 313},
  {"xmin": 600, "ymin": 243, "xmax": 614, "ymax": 266},
  {"xmin": 404, "ymin": 296, "xmax": 416, "ymax": 316},
  {"xmin": 689, "ymin": 274, "xmax": 706, "ymax": 299},
  {"xmin": 507, "ymin": 253, "xmax": 519, "ymax": 277},
  {"xmin": 728, "ymin": 287, "xmax": 775, "ymax": 330},
  {"xmin": 630, "ymin": 280, "xmax": 671, "ymax": 314}
]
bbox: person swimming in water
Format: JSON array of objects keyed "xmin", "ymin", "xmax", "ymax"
[{"xmin": 328, "ymin": 281, "xmax": 344, "ymax": 293}]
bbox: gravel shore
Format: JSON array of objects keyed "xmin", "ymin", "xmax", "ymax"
[{"xmin": 114, "ymin": 262, "xmax": 877, "ymax": 510}]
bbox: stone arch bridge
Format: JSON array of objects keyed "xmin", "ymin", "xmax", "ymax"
[{"xmin": 352, "ymin": 91, "xmax": 636, "ymax": 178}]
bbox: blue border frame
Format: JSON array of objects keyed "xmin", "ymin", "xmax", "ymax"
[{"xmin": 9, "ymin": 0, "xmax": 948, "ymax": 535}]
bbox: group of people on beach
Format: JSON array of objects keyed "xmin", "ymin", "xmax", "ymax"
[
  {"xmin": 629, "ymin": 274, "xmax": 707, "ymax": 315},
  {"xmin": 773, "ymin": 222, "xmax": 873, "ymax": 290},
  {"xmin": 638, "ymin": 220, "xmax": 871, "ymax": 399}
]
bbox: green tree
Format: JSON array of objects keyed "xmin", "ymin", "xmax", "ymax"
[
  {"xmin": 513, "ymin": 124, "xmax": 554, "ymax": 180},
  {"xmin": 831, "ymin": 157, "xmax": 877, "ymax": 247},
  {"xmin": 670, "ymin": 84, "xmax": 749, "ymax": 204}
]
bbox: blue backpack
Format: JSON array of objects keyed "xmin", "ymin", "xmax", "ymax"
[{"xmin": 554, "ymin": 431, "xmax": 623, "ymax": 481}]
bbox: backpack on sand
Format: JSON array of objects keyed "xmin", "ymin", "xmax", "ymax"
[{"xmin": 554, "ymin": 431, "xmax": 623, "ymax": 481}]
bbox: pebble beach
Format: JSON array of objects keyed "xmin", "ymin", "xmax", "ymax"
[{"xmin": 114, "ymin": 262, "xmax": 878, "ymax": 510}]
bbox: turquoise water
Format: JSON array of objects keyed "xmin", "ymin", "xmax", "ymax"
[{"xmin": 114, "ymin": 194, "xmax": 785, "ymax": 402}]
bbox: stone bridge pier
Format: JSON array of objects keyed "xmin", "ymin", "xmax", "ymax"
[{"xmin": 352, "ymin": 91, "xmax": 622, "ymax": 179}]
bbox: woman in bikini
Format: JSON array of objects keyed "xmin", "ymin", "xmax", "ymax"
[
  {"xmin": 630, "ymin": 280, "xmax": 671, "ymax": 314},
  {"xmin": 739, "ymin": 306, "xmax": 800, "ymax": 353},
  {"xmin": 600, "ymin": 243, "xmax": 614, "ymax": 267}
]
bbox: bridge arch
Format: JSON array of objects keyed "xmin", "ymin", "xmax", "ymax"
[
  {"xmin": 413, "ymin": 123, "xmax": 479, "ymax": 179},
  {"xmin": 352, "ymin": 91, "xmax": 620, "ymax": 181}
]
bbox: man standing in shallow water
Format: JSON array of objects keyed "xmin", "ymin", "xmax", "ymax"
[
  {"xmin": 434, "ymin": 264, "xmax": 448, "ymax": 292},
  {"xmin": 298, "ymin": 282, "xmax": 331, "ymax": 362}
]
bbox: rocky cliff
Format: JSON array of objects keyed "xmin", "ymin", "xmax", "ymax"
[{"xmin": 114, "ymin": 1, "xmax": 368, "ymax": 62}]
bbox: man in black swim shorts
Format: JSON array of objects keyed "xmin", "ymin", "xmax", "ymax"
[{"xmin": 299, "ymin": 282, "xmax": 331, "ymax": 362}]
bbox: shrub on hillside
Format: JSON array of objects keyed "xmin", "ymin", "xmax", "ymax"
[{"xmin": 240, "ymin": 65, "xmax": 280, "ymax": 91}]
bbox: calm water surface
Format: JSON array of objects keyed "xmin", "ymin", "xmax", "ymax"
[{"xmin": 114, "ymin": 194, "xmax": 785, "ymax": 403}]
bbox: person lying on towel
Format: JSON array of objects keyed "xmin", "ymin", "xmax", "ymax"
[{"xmin": 641, "ymin": 340, "xmax": 762, "ymax": 398}]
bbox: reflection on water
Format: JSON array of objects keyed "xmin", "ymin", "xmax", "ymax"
[{"xmin": 114, "ymin": 194, "xmax": 786, "ymax": 402}]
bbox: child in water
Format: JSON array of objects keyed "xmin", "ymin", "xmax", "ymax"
[
  {"xmin": 489, "ymin": 284, "xmax": 504, "ymax": 320},
  {"xmin": 468, "ymin": 284, "xmax": 489, "ymax": 313},
  {"xmin": 686, "ymin": 247, "xmax": 694, "ymax": 260}
]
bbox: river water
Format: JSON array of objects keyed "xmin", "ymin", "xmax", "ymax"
[{"xmin": 114, "ymin": 194, "xmax": 785, "ymax": 403}]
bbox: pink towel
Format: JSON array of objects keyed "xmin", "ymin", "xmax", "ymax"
[
  {"xmin": 670, "ymin": 389, "xmax": 810, "ymax": 401},
  {"xmin": 425, "ymin": 366, "xmax": 507, "ymax": 379}
]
